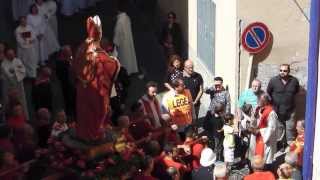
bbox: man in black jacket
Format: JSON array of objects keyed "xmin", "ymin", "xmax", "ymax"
[{"xmin": 267, "ymin": 64, "xmax": 300, "ymax": 148}]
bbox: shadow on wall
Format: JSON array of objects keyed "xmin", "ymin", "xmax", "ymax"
[
  {"xmin": 252, "ymin": 33, "xmax": 274, "ymax": 78},
  {"xmin": 295, "ymin": 88, "xmax": 306, "ymax": 120}
]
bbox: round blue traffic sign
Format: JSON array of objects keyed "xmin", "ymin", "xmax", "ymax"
[{"xmin": 241, "ymin": 22, "xmax": 270, "ymax": 54}]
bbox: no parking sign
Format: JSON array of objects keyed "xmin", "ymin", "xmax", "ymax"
[{"xmin": 241, "ymin": 22, "xmax": 270, "ymax": 54}]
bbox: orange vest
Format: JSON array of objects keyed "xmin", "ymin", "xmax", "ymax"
[{"xmin": 165, "ymin": 89, "xmax": 193, "ymax": 126}]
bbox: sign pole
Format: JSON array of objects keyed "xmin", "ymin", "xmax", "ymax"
[
  {"xmin": 245, "ymin": 54, "xmax": 254, "ymax": 88},
  {"xmin": 241, "ymin": 22, "xmax": 270, "ymax": 88}
]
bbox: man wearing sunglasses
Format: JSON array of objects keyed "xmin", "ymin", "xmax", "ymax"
[
  {"xmin": 205, "ymin": 76, "xmax": 231, "ymax": 114},
  {"xmin": 267, "ymin": 64, "xmax": 300, "ymax": 150}
]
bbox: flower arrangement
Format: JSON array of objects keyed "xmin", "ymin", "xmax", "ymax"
[{"xmin": 34, "ymin": 137, "xmax": 145, "ymax": 179}]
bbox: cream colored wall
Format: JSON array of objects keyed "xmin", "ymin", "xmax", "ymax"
[
  {"xmin": 188, "ymin": 0, "xmax": 238, "ymax": 115},
  {"xmin": 214, "ymin": 0, "xmax": 238, "ymax": 112},
  {"xmin": 160, "ymin": 0, "xmax": 309, "ymax": 116},
  {"xmin": 238, "ymin": 0, "xmax": 310, "ymax": 91},
  {"xmin": 188, "ymin": 0, "xmax": 214, "ymax": 117}
]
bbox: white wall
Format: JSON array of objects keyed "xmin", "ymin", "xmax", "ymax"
[{"xmin": 238, "ymin": 0, "xmax": 309, "ymax": 90}]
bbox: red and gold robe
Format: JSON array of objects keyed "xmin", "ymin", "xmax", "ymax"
[{"xmin": 74, "ymin": 43, "xmax": 120, "ymax": 141}]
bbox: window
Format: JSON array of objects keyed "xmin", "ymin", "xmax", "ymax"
[{"xmin": 197, "ymin": 0, "xmax": 216, "ymax": 74}]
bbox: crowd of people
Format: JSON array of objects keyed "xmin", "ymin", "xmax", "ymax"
[{"xmin": 0, "ymin": 0, "xmax": 304, "ymax": 180}]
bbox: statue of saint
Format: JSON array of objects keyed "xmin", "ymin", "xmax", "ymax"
[{"xmin": 73, "ymin": 15, "xmax": 120, "ymax": 141}]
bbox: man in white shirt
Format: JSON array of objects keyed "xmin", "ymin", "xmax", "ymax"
[{"xmin": 1, "ymin": 48, "xmax": 28, "ymax": 119}]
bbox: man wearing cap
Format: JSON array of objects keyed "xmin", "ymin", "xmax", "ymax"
[{"xmin": 192, "ymin": 147, "xmax": 216, "ymax": 180}]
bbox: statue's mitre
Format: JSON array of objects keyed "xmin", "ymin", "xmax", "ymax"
[{"xmin": 86, "ymin": 15, "xmax": 102, "ymax": 42}]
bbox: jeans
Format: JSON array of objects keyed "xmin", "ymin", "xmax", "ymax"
[
  {"xmin": 194, "ymin": 103, "xmax": 201, "ymax": 120},
  {"xmin": 278, "ymin": 111, "xmax": 296, "ymax": 144}
]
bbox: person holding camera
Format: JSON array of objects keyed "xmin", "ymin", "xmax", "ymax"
[{"xmin": 205, "ymin": 76, "xmax": 231, "ymax": 114}]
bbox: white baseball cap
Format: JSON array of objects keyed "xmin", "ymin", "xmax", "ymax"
[{"xmin": 200, "ymin": 148, "xmax": 216, "ymax": 167}]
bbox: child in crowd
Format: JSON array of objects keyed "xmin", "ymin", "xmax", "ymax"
[
  {"xmin": 223, "ymin": 113, "xmax": 235, "ymax": 166},
  {"xmin": 51, "ymin": 110, "xmax": 68, "ymax": 137},
  {"xmin": 6, "ymin": 102, "xmax": 26, "ymax": 129}
]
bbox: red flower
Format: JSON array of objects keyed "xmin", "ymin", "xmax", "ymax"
[
  {"xmin": 51, "ymin": 161, "xmax": 59, "ymax": 169},
  {"xmin": 49, "ymin": 155, "xmax": 55, "ymax": 161},
  {"xmin": 79, "ymin": 155, "xmax": 87, "ymax": 160},
  {"xmin": 57, "ymin": 146, "xmax": 66, "ymax": 152},
  {"xmin": 57, "ymin": 163, "xmax": 65, "ymax": 170},
  {"xmin": 73, "ymin": 150, "xmax": 82, "ymax": 155},
  {"xmin": 105, "ymin": 158, "xmax": 116, "ymax": 165},
  {"xmin": 41, "ymin": 148, "xmax": 49, "ymax": 154},
  {"xmin": 54, "ymin": 141, "xmax": 63, "ymax": 148},
  {"xmin": 85, "ymin": 170, "xmax": 95, "ymax": 177},
  {"xmin": 94, "ymin": 165, "xmax": 104, "ymax": 173},
  {"xmin": 136, "ymin": 149, "xmax": 145, "ymax": 156},
  {"xmin": 47, "ymin": 137, "xmax": 54, "ymax": 144},
  {"xmin": 35, "ymin": 149, "xmax": 42, "ymax": 158},
  {"xmin": 122, "ymin": 151, "xmax": 132, "ymax": 161},
  {"xmin": 63, "ymin": 157, "xmax": 73, "ymax": 165},
  {"xmin": 76, "ymin": 160, "xmax": 86, "ymax": 169},
  {"xmin": 57, "ymin": 153, "xmax": 64, "ymax": 159}
]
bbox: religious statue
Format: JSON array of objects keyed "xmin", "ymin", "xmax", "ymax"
[{"xmin": 73, "ymin": 15, "xmax": 120, "ymax": 141}]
